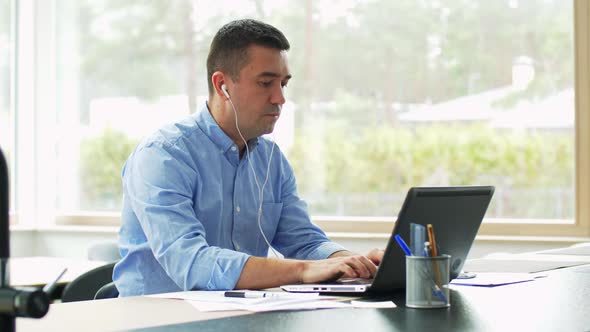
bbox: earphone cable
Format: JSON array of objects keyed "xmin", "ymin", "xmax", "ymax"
[{"xmin": 228, "ymin": 97, "xmax": 280, "ymax": 258}]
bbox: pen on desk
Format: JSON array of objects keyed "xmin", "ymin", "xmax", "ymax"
[
  {"xmin": 394, "ymin": 234, "xmax": 412, "ymax": 256},
  {"xmin": 224, "ymin": 291, "xmax": 282, "ymax": 298}
]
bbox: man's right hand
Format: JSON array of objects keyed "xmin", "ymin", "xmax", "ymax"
[
  {"xmin": 300, "ymin": 255, "xmax": 378, "ymax": 283},
  {"xmin": 234, "ymin": 254, "xmax": 379, "ymax": 290}
]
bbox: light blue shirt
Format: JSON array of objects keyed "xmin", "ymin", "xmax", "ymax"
[{"xmin": 114, "ymin": 104, "xmax": 346, "ymax": 296}]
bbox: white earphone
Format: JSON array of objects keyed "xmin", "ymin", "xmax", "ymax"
[
  {"xmin": 221, "ymin": 84, "xmax": 230, "ymax": 98},
  {"xmin": 223, "ymin": 82, "xmax": 279, "ymax": 258}
]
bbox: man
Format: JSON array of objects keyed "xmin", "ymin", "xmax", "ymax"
[{"xmin": 114, "ymin": 19, "xmax": 383, "ymax": 296}]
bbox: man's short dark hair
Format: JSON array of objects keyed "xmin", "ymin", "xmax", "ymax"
[{"xmin": 206, "ymin": 19, "xmax": 290, "ymax": 95}]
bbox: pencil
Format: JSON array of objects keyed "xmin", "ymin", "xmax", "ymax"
[
  {"xmin": 427, "ymin": 224, "xmax": 438, "ymax": 257},
  {"xmin": 427, "ymin": 224, "xmax": 443, "ymax": 290}
]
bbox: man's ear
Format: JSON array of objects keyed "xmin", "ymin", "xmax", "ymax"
[{"xmin": 212, "ymin": 71, "xmax": 229, "ymax": 100}]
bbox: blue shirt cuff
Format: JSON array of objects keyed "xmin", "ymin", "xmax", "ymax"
[
  {"xmin": 205, "ymin": 250, "xmax": 251, "ymax": 290},
  {"xmin": 305, "ymin": 241, "xmax": 349, "ymax": 260}
]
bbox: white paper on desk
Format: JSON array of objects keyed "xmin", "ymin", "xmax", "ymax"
[
  {"xmin": 450, "ymin": 272, "xmax": 535, "ymax": 287},
  {"xmin": 350, "ymin": 300, "xmax": 397, "ymax": 308},
  {"xmin": 149, "ymin": 291, "xmax": 333, "ymax": 312},
  {"xmin": 148, "ymin": 290, "xmax": 320, "ymax": 303},
  {"xmin": 188, "ymin": 298, "xmax": 351, "ymax": 312},
  {"xmin": 188, "ymin": 299, "xmax": 397, "ymax": 312},
  {"xmin": 149, "ymin": 290, "xmax": 397, "ymax": 312}
]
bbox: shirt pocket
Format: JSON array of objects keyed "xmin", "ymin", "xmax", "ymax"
[{"xmin": 257, "ymin": 202, "xmax": 283, "ymax": 253}]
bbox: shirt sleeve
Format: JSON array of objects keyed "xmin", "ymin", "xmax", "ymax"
[
  {"xmin": 124, "ymin": 140, "xmax": 250, "ymax": 290},
  {"xmin": 271, "ymin": 153, "xmax": 348, "ymax": 260}
]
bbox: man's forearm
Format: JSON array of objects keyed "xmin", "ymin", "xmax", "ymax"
[
  {"xmin": 234, "ymin": 256, "xmax": 305, "ymax": 289},
  {"xmin": 234, "ymin": 250, "xmax": 379, "ymax": 289}
]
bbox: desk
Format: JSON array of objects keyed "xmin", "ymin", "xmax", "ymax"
[
  {"xmin": 17, "ymin": 296, "xmax": 251, "ymax": 331},
  {"xmin": 13, "ymin": 244, "xmax": 590, "ymax": 331},
  {"xmin": 9, "ymin": 257, "xmax": 107, "ymax": 288},
  {"xmin": 16, "ymin": 263, "xmax": 590, "ymax": 332}
]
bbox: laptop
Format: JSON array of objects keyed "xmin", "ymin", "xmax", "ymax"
[{"xmin": 281, "ymin": 186, "xmax": 495, "ymax": 294}]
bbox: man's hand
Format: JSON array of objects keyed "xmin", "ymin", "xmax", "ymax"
[
  {"xmin": 365, "ymin": 248, "xmax": 385, "ymax": 265},
  {"xmin": 329, "ymin": 248, "xmax": 385, "ymax": 265},
  {"xmin": 234, "ymin": 248, "xmax": 385, "ymax": 289},
  {"xmin": 300, "ymin": 254, "xmax": 378, "ymax": 283}
]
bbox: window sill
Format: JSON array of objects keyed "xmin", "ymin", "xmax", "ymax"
[
  {"xmin": 10, "ymin": 224, "xmax": 119, "ymax": 234},
  {"xmin": 476, "ymin": 235, "xmax": 590, "ymax": 244},
  {"xmin": 10, "ymin": 220, "xmax": 589, "ymax": 245},
  {"xmin": 46, "ymin": 214, "xmax": 587, "ymax": 238}
]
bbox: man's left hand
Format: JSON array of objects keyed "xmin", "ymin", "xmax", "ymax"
[
  {"xmin": 365, "ymin": 248, "xmax": 384, "ymax": 265},
  {"xmin": 330, "ymin": 248, "xmax": 384, "ymax": 265}
]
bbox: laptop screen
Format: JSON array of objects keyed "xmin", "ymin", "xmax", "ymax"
[
  {"xmin": 281, "ymin": 186, "xmax": 494, "ymax": 294},
  {"xmin": 369, "ymin": 186, "xmax": 494, "ymax": 292}
]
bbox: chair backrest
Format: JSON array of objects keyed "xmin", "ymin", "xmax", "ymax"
[
  {"xmin": 61, "ymin": 262, "xmax": 116, "ymax": 303},
  {"xmin": 94, "ymin": 281, "xmax": 119, "ymax": 300}
]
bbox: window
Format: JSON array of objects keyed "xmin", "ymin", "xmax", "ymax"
[
  {"xmin": 0, "ymin": 0, "xmax": 13, "ymax": 215},
  {"xmin": 292, "ymin": 1, "xmax": 575, "ymax": 221},
  {"xmin": 27, "ymin": 1, "xmax": 590, "ymax": 239}
]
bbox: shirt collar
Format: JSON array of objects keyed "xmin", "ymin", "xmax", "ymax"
[{"xmin": 196, "ymin": 102, "xmax": 259, "ymax": 153}]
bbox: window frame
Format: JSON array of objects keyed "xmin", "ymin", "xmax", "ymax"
[
  {"xmin": 12, "ymin": 0, "xmax": 37, "ymax": 228},
  {"xmin": 4, "ymin": 0, "xmax": 16, "ymax": 223},
  {"xmin": 12, "ymin": 0, "xmax": 590, "ymax": 241}
]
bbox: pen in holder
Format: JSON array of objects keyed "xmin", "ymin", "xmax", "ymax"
[{"xmin": 405, "ymin": 254, "xmax": 451, "ymax": 309}]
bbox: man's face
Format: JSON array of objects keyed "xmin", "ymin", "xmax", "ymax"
[{"xmin": 226, "ymin": 45, "xmax": 291, "ymax": 140}]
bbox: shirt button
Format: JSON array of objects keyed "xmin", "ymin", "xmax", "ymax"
[
  {"xmin": 236, "ymin": 245, "xmax": 241, "ymax": 250},
  {"xmin": 236, "ymin": 206, "xmax": 240, "ymax": 213},
  {"xmin": 231, "ymin": 146, "xmax": 237, "ymax": 151}
]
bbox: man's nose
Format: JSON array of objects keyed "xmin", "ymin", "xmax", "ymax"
[{"xmin": 271, "ymin": 85, "xmax": 286, "ymax": 105}]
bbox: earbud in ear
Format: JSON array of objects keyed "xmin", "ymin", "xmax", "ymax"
[{"xmin": 221, "ymin": 84, "xmax": 230, "ymax": 98}]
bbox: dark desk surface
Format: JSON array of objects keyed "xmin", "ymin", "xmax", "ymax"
[{"xmin": 131, "ymin": 264, "xmax": 590, "ymax": 332}]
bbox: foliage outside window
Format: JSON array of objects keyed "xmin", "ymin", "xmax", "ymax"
[{"xmin": 51, "ymin": 0, "xmax": 574, "ymax": 226}]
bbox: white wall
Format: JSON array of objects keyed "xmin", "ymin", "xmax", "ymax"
[{"xmin": 10, "ymin": 228, "xmax": 574, "ymax": 260}]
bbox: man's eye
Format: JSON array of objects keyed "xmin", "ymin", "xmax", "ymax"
[{"xmin": 259, "ymin": 81, "xmax": 272, "ymax": 87}]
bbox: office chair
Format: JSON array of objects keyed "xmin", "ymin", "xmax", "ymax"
[
  {"xmin": 94, "ymin": 281, "xmax": 119, "ymax": 300},
  {"xmin": 61, "ymin": 262, "xmax": 116, "ymax": 303}
]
